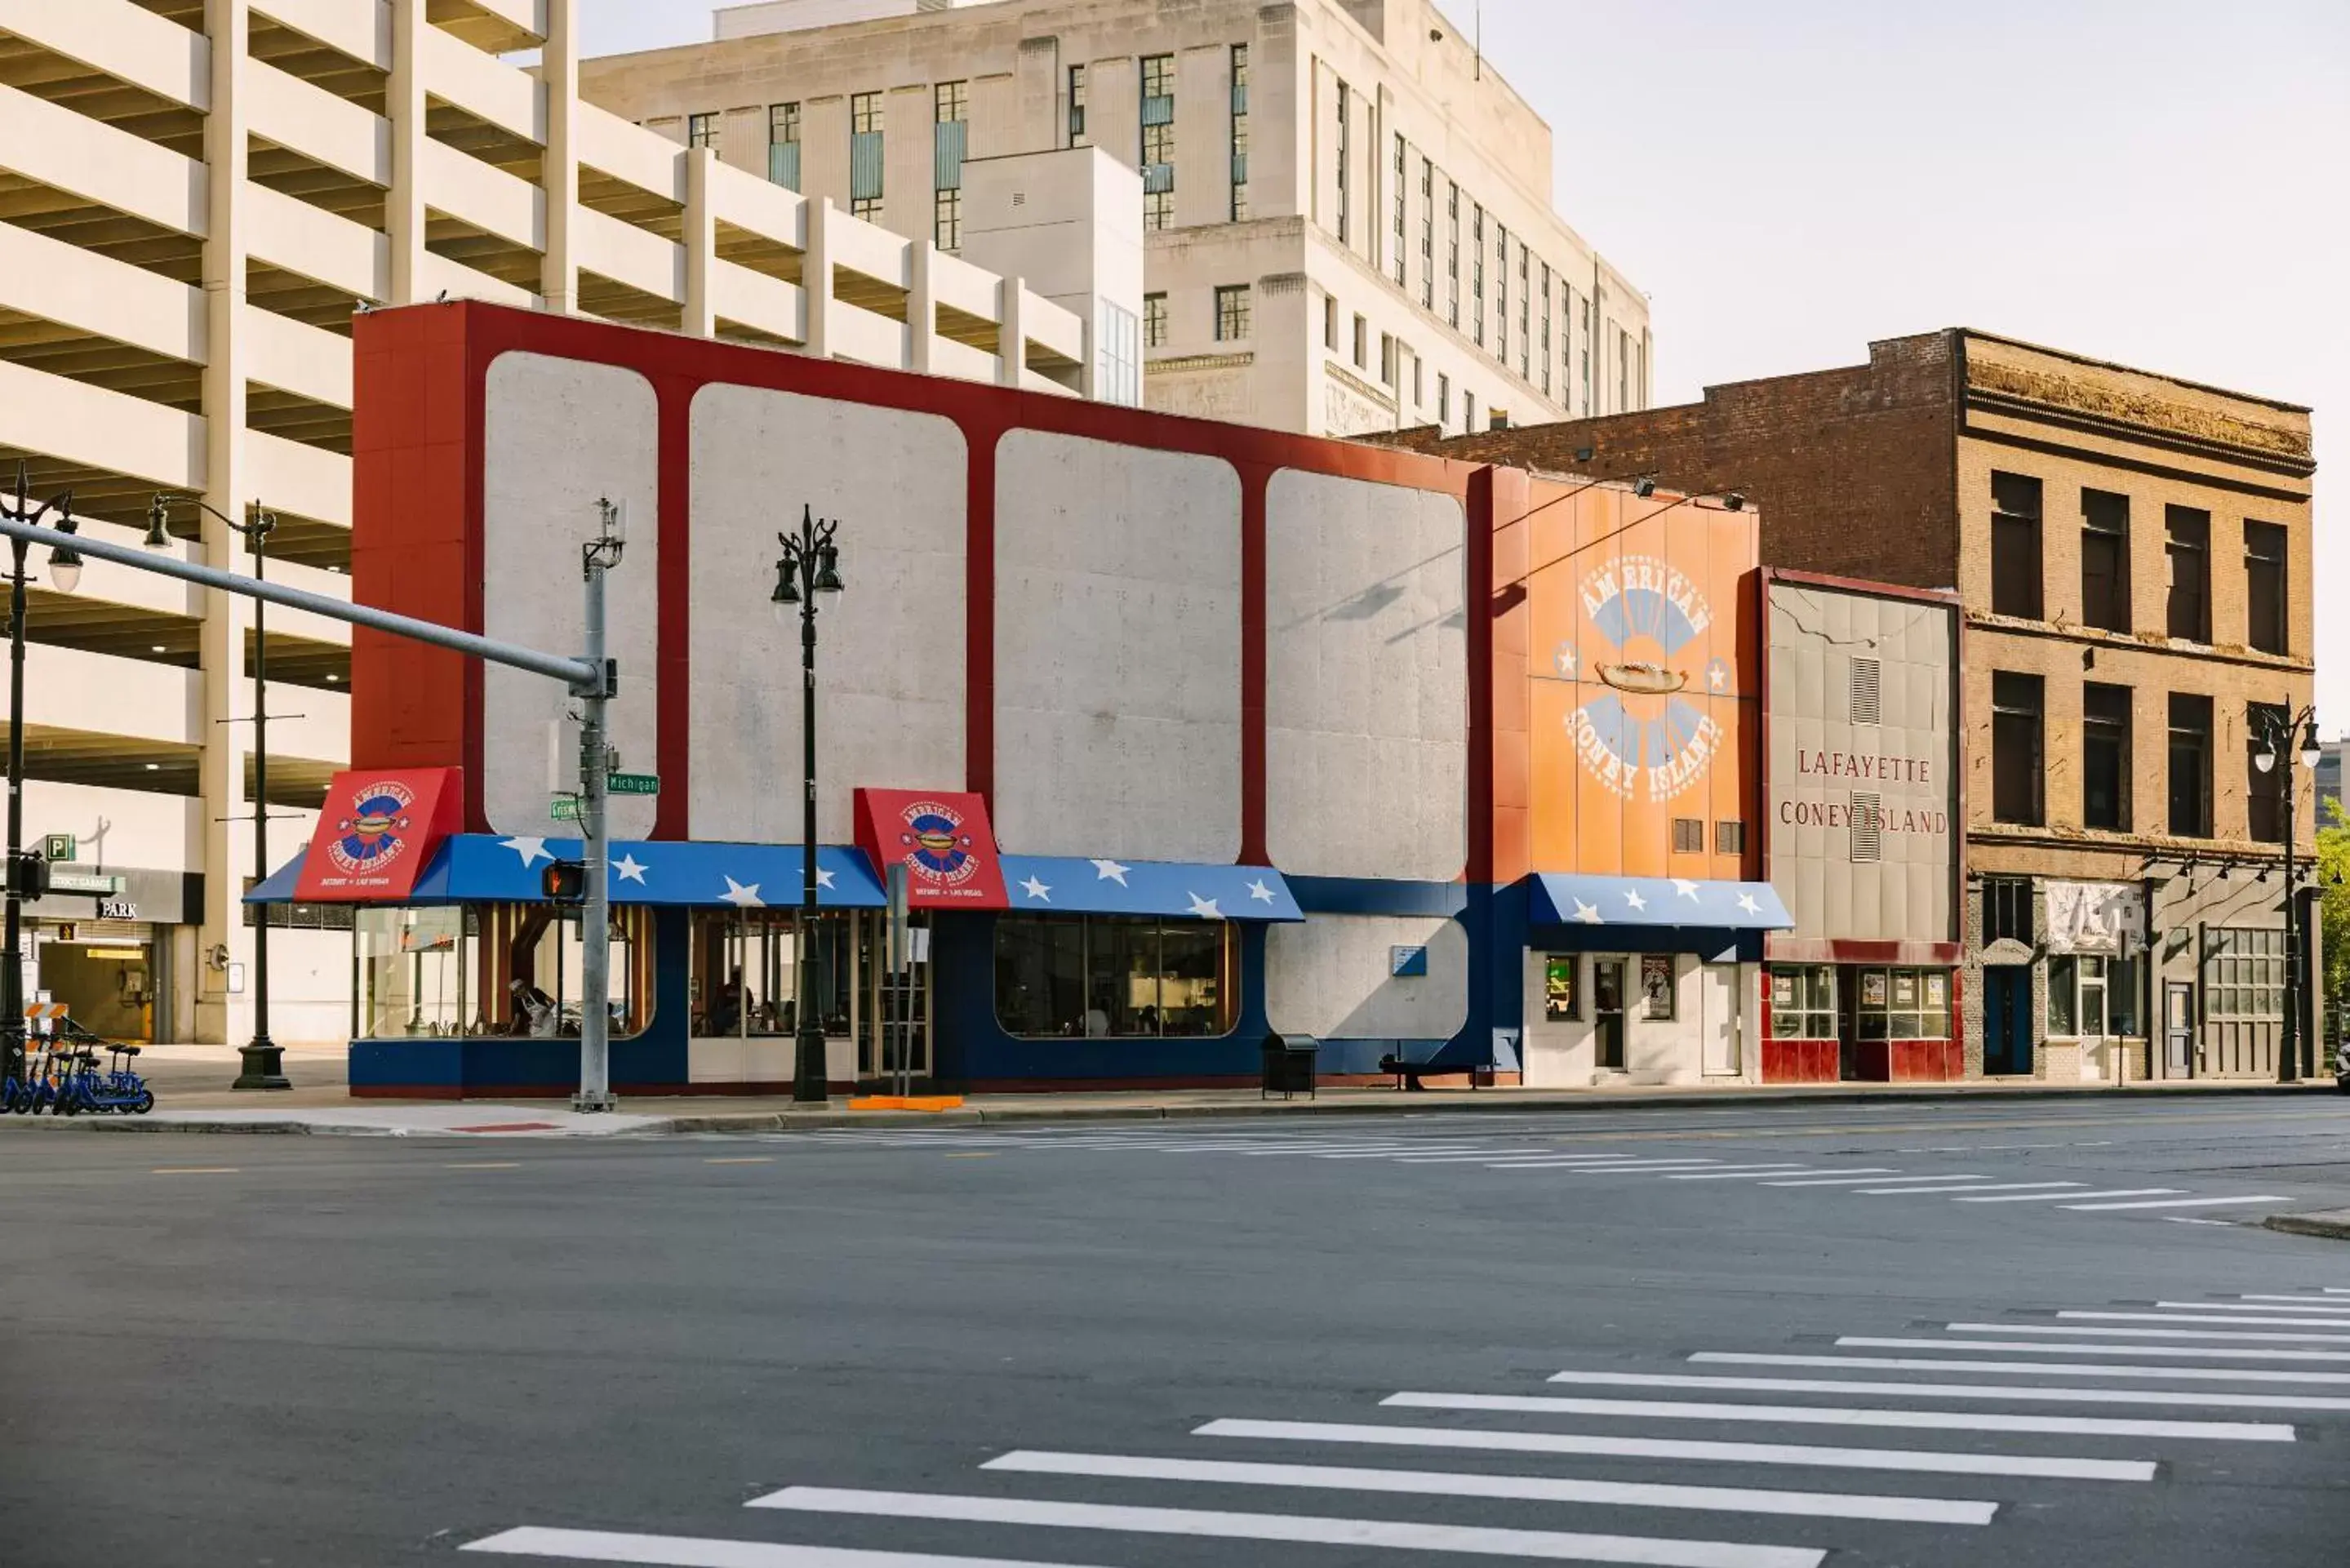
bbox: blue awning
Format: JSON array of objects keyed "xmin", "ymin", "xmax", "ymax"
[
  {"xmin": 1528, "ymin": 873, "xmax": 1793, "ymax": 933},
  {"xmin": 247, "ymin": 834, "xmax": 886, "ymax": 908},
  {"xmin": 999, "ymin": 855, "xmax": 1304, "ymax": 922}
]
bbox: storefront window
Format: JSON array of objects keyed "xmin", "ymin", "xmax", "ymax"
[
  {"xmin": 1544, "ymin": 956, "xmax": 1579, "ymax": 1020},
  {"xmin": 357, "ymin": 907, "xmax": 473, "ymax": 1037},
  {"xmin": 994, "ymin": 915, "xmax": 1236, "ymax": 1039},
  {"xmin": 1770, "ymin": 965, "xmax": 1835, "ymax": 1038},
  {"xmin": 2048, "ymin": 954, "xmax": 2140, "ymax": 1037},
  {"xmin": 357, "ymin": 904, "xmax": 655, "ymax": 1040},
  {"xmin": 1855, "ymin": 966, "xmax": 1951, "ymax": 1041},
  {"xmin": 690, "ymin": 908, "xmax": 855, "ymax": 1037}
]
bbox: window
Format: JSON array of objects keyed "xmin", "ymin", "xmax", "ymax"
[
  {"xmin": 689, "ymin": 909, "xmax": 855, "ymax": 1044},
  {"xmin": 1991, "ymin": 671, "xmax": 2045, "ymax": 826},
  {"xmin": 1333, "ymin": 80, "xmax": 1350, "ymax": 246},
  {"xmin": 1544, "ymin": 956, "xmax": 1580, "ymax": 1021},
  {"xmin": 1068, "ymin": 64, "xmax": 1087, "ymax": 146},
  {"xmin": 2248, "ymin": 700, "xmax": 2287, "ymax": 843},
  {"xmin": 2205, "ymin": 926, "xmax": 2285, "ymax": 1073},
  {"xmin": 1618, "ymin": 326, "xmax": 1630, "ymax": 411},
  {"xmin": 1437, "ymin": 372, "xmax": 1450, "ymax": 425},
  {"xmin": 1419, "ymin": 160, "xmax": 1435, "ymax": 310},
  {"xmin": 1716, "ymin": 820, "xmax": 1746, "ymax": 855},
  {"xmin": 1539, "ymin": 261, "xmax": 1553, "ymax": 397},
  {"xmin": 2168, "ymin": 692, "xmax": 2212, "ymax": 836},
  {"xmin": 1770, "ymin": 966, "xmax": 1836, "ymax": 1040},
  {"xmin": 1672, "ymin": 818, "xmax": 1704, "ymax": 854},
  {"xmin": 1989, "ymin": 472, "xmax": 2042, "ymax": 619},
  {"xmin": 1579, "ymin": 292, "xmax": 1593, "ymax": 412},
  {"xmin": 1322, "ymin": 292, "xmax": 1338, "ymax": 350},
  {"xmin": 1352, "ymin": 313, "xmax": 1366, "ymax": 370},
  {"xmin": 2166, "ymin": 505, "xmax": 2210, "ymax": 641},
  {"xmin": 1856, "ymin": 967, "xmax": 1952, "ymax": 1041},
  {"xmin": 994, "ymin": 915, "xmax": 1237, "ymax": 1039},
  {"xmin": 2081, "ymin": 488, "xmax": 2130, "ymax": 632},
  {"xmin": 1982, "ymin": 875, "xmax": 2033, "ymax": 944},
  {"xmin": 1215, "ymin": 283, "xmax": 1251, "ymax": 342},
  {"xmin": 851, "ymin": 194, "xmax": 882, "ymax": 221},
  {"xmin": 1470, "ymin": 204, "xmax": 1485, "ymax": 344},
  {"xmin": 1142, "ymin": 53, "xmax": 1175, "ymax": 100},
  {"xmin": 2246, "ymin": 520, "xmax": 2288, "ymax": 655},
  {"xmin": 2083, "ymin": 682, "xmax": 2132, "ymax": 832},
  {"xmin": 1446, "ymin": 181, "xmax": 1460, "ymax": 327},
  {"xmin": 2048, "ymin": 954, "xmax": 2139, "ymax": 1038},
  {"xmin": 1144, "ymin": 189, "xmax": 1173, "ymax": 229},
  {"xmin": 1095, "ymin": 300, "xmax": 1139, "ymax": 406},
  {"xmin": 933, "ymin": 188, "xmax": 962, "ymax": 251},
  {"xmin": 1143, "ymin": 291, "xmax": 1167, "ymax": 349},
  {"xmin": 1411, "ymin": 353, "xmax": 1422, "ymax": 408},
  {"xmin": 851, "ymin": 91, "xmax": 883, "ymax": 135},
  {"xmin": 767, "ymin": 101, "xmax": 802, "ymax": 189},
  {"xmin": 935, "ymin": 79, "xmax": 967, "ymax": 123},
  {"xmin": 1142, "ymin": 113, "xmax": 1175, "ymax": 232},
  {"xmin": 686, "ymin": 111, "xmax": 718, "ymax": 149},
  {"xmin": 1464, "ymin": 391, "xmax": 1477, "ymax": 432},
  {"xmin": 1517, "ymin": 246, "xmax": 1530, "ymax": 378},
  {"xmin": 1495, "ymin": 224, "xmax": 1508, "ymax": 362},
  {"xmin": 1379, "ymin": 332, "xmax": 1396, "ymax": 387},
  {"xmin": 1392, "ymin": 134, "xmax": 1407, "ymax": 286},
  {"xmin": 1229, "ymin": 44, "xmax": 1249, "ymax": 220}
]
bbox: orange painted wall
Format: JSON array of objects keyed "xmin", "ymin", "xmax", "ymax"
[{"xmin": 1515, "ymin": 479, "xmax": 1761, "ymax": 882}]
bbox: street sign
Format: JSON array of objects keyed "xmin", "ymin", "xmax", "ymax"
[
  {"xmin": 42, "ymin": 833, "xmax": 73, "ymax": 863},
  {"xmin": 47, "ymin": 870, "xmax": 118, "ymax": 895},
  {"xmin": 549, "ymin": 797, "xmax": 582, "ymax": 822},
  {"xmin": 607, "ymin": 772, "xmax": 660, "ymax": 796}
]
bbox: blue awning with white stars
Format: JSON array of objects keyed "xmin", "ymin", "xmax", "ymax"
[
  {"xmin": 1527, "ymin": 873, "xmax": 1793, "ymax": 933},
  {"xmin": 247, "ymin": 834, "xmax": 886, "ymax": 908},
  {"xmin": 999, "ymin": 856, "xmax": 1304, "ymax": 922}
]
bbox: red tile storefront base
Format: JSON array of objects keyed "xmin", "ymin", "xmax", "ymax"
[{"xmin": 1762, "ymin": 1038, "xmax": 1839, "ymax": 1083}]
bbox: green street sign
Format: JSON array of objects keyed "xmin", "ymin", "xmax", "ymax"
[
  {"xmin": 607, "ymin": 772, "xmax": 660, "ymax": 796},
  {"xmin": 549, "ymin": 797, "xmax": 582, "ymax": 822}
]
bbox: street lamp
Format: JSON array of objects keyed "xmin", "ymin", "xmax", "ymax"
[
  {"xmin": 2252, "ymin": 700, "xmax": 2322, "ymax": 1083},
  {"xmin": 1, "ymin": 460, "xmax": 77, "ymax": 1091},
  {"xmin": 772, "ymin": 504, "xmax": 843, "ymax": 1104},
  {"xmin": 152, "ymin": 493, "xmax": 289, "ymax": 1090}
]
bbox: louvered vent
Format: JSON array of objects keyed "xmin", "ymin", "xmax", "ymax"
[
  {"xmin": 1850, "ymin": 791, "xmax": 1882, "ymax": 863},
  {"xmin": 1850, "ymin": 656, "xmax": 1881, "ymax": 726}
]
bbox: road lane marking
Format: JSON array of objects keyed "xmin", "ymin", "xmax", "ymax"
[
  {"xmin": 1191, "ymin": 1417, "xmax": 2154, "ymax": 1481},
  {"xmin": 1699, "ymin": 1351, "xmax": 2350, "ymax": 1384},
  {"xmin": 940, "ymin": 1153, "xmax": 996, "ymax": 1161},
  {"xmin": 978, "ymin": 1450, "xmax": 1997, "ymax": 1526},
  {"xmin": 1541, "ymin": 1368, "xmax": 2350, "ymax": 1411},
  {"xmin": 2065, "ymin": 1194, "xmax": 2289, "ymax": 1212},
  {"xmin": 2236, "ymin": 1296, "xmax": 2350, "ymax": 1309},
  {"xmin": 1947, "ymin": 1322, "xmax": 2350, "ymax": 1344},
  {"xmin": 1381, "ymin": 1390, "xmax": 2291, "ymax": 1441},
  {"xmin": 746, "ymin": 1484, "xmax": 1826, "ymax": 1568},
  {"xmin": 706, "ymin": 1157, "xmax": 776, "ymax": 1165},
  {"xmin": 1955, "ymin": 1188, "xmax": 2180, "ymax": 1204},
  {"xmin": 1668, "ymin": 1168, "xmax": 1895, "ymax": 1182},
  {"xmin": 2159, "ymin": 1299, "xmax": 2350, "ymax": 1314},
  {"xmin": 1484, "ymin": 1160, "xmax": 1723, "ymax": 1171},
  {"xmin": 1766, "ymin": 1174, "xmax": 1987, "ymax": 1187},
  {"xmin": 151, "ymin": 1166, "xmax": 239, "ymax": 1175},
  {"xmin": 464, "ymin": 1529, "xmax": 1120, "ymax": 1566},
  {"xmin": 1313, "ymin": 1146, "xmax": 1515, "ymax": 1159},
  {"xmin": 1855, "ymin": 1181, "xmax": 2083, "ymax": 1196},
  {"xmin": 445, "ymin": 1162, "xmax": 522, "ymax": 1170},
  {"xmin": 2059, "ymin": 1310, "xmax": 2350, "ymax": 1328},
  {"xmin": 1867, "ymin": 1335, "xmax": 2350, "ymax": 1360},
  {"xmin": 1393, "ymin": 1152, "xmax": 1575, "ymax": 1162}
]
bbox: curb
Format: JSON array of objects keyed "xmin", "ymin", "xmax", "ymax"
[
  {"xmin": 2, "ymin": 1076, "xmax": 2331, "ymax": 1137},
  {"xmin": 2263, "ymin": 1211, "xmax": 2350, "ymax": 1242}
]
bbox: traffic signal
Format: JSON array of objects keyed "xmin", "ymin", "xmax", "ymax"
[
  {"xmin": 8, "ymin": 851, "xmax": 48, "ymax": 899},
  {"xmin": 540, "ymin": 860, "xmax": 585, "ymax": 905}
]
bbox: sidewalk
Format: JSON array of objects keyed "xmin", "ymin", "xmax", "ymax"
[{"xmin": 2, "ymin": 1068, "xmax": 2337, "ymax": 1137}]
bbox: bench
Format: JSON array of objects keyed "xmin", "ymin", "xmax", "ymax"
[{"xmin": 1378, "ymin": 1054, "xmax": 1495, "ymax": 1091}]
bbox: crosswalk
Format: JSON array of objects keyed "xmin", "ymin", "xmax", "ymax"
[
  {"xmin": 460, "ymin": 1284, "xmax": 2350, "ymax": 1567},
  {"xmin": 784, "ymin": 1125, "xmax": 2291, "ymax": 1223}
]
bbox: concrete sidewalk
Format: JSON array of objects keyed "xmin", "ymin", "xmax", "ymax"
[{"xmin": 0, "ymin": 1070, "xmax": 2338, "ymax": 1137}]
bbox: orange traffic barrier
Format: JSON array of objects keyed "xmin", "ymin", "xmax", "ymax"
[{"xmin": 848, "ymin": 1095, "xmax": 965, "ymax": 1113}]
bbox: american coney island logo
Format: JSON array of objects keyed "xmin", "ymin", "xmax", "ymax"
[
  {"xmin": 898, "ymin": 800, "xmax": 980, "ymax": 887},
  {"xmin": 327, "ymin": 781, "xmax": 415, "ymax": 877},
  {"xmin": 1563, "ymin": 555, "xmax": 1729, "ymax": 802}
]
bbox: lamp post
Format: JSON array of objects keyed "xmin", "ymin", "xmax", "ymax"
[
  {"xmin": 151, "ymin": 494, "xmax": 288, "ymax": 1090},
  {"xmin": 771, "ymin": 504, "xmax": 843, "ymax": 1105},
  {"xmin": 2253, "ymin": 700, "xmax": 2323, "ymax": 1083},
  {"xmin": 1, "ymin": 461, "xmax": 78, "ymax": 1091}
]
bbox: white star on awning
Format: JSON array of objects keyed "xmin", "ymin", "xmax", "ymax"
[
  {"xmin": 1091, "ymin": 859, "xmax": 1131, "ymax": 886},
  {"xmin": 502, "ymin": 836, "xmax": 553, "ymax": 868},
  {"xmin": 1735, "ymin": 891, "xmax": 1762, "ymax": 916},
  {"xmin": 1673, "ymin": 879, "xmax": 1701, "ymax": 899},
  {"xmin": 1245, "ymin": 878, "xmax": 1277, "ymax": 904},
  {"xmin": 612, "ymin": 854, "xmax": 648, "ymax": 884},
  {"xmin": 1020, "ymin": 875, "xmax": 1051, "ymax": 902},
  {"xmin": 1572, "ymin": 899, "xmax": 1603, "ymax": 925},
  {"xmin": 1624, "ymin": 888, "xmax": 1647, "ymax": 912},
  {"xmin": 722, "ymin": 876, "xmax": 765, "ymax": 909},
  {"xmin": 815, "ymin": 865, "xmax": 836, "ymax": 890},
  {"xmin": 1185, "ymin": 892, "xmax": 1222, "ymax": 919}
]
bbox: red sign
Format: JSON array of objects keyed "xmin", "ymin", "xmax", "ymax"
[
  {"xmin": 854, "ymin": 788, "xmax": 1008, "ymax": 908},
  {"xmin": 295, "ymin": 768, "xmax": 463, "ymax": 901}
]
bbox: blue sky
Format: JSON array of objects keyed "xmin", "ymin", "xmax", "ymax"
[{"xmin": 579, "ymin": 0, "xmax": 2347, "ymax": 721}]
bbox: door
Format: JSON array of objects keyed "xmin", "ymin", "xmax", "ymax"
[
  {"xmin": 1593, "ymin": 959, "xmax": 1627, "ymax": 1071},
  {"xmin": 1983, "ymin": 967, "xmax": 2032, "ymax": 1076},
  {"xmin": 1701, "ymin": 963, "xmax": 1740, "ymax": 1076},
  {"xmin": 2164, "ymin": 980, "xmax": 2194, "ymax": 1079}
]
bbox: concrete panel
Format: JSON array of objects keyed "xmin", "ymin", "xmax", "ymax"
[
  {"xmin": 1265, "ymin": 469, "xmax": 1466, "ymax": 881},
  {"xmin": 689, "ymin": 384, "xmax": 967, "ymax": 845},
  {"xmin": 994, "ymin": 429, "xmax": 1241, "ymax": 862},
  {"xmin": 482, "ymin": 352, "xmax": 660, "ymax": 838},
  {"xmin": 1266, "ymin": 913, "xmax": 1468, "ymax": 1042}
]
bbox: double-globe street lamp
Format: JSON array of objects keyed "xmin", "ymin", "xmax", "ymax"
[
  {"xmin": 0, "ymin": 461, "xmax": 79, "ymax": 1091},
  {"xmin": 771, "ymin": 504, "xmax": 843, "ymax": 1104},
  {"xmin": 149, "ymin": 494, "xmax": 290, "ymax": 1091},
  {"xmin": 2252, "ymin": 702, "xmax": 2323, "ymax": 1083}
]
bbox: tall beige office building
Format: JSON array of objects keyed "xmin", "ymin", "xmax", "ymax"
[
  {"xmin": 584, "ymin": 0, "xmax": 1655, "ymax": 438},
  {"xmin": 0, "ymin": 0, "xmax": 1111, "ymax": 1049}
]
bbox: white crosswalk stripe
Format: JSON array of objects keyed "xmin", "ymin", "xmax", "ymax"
[
  {"xmin": 1380, "ymin": 1389, "xmax": 2294, "ymax": 1441},
  {"xmin": 1956, "ymin": 1188, "xmax": 2179, "ymax": 1204},
  {"xmin": 1540, "ymin": 1367, "xmax": 2350, "ymax": 1410},
  {"xmin": 464, "ymin": 1531, "xmax": 1114, "ymax": 1566},
  {"xmin": 2064, "ymin": 1193, "xmax": 2289, "ymax": 1211},
  {"xmin": 1699, "ymin": 1351, "xmax": 2350, "ymax": 1384}
]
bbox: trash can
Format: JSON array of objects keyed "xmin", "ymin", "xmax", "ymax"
[{"xmin": 1260, "ymin": 1032, "xmax": 1318, "ymax": 1100}]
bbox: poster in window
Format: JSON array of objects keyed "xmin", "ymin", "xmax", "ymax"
[
  {"xmin": 1925, "ymin": 972, "xmax": 1948, "ymax": 1006},
  {"xmin": 1641, "ymin": 954, "xmax": 1676, "ymax": 1019},
  {"xmin": 1772, "ymin": 971, "xmax": 1796, "ymax": 1007},
  {"xmin": 1544, "ymin": 957, "xmax": 1579, "ymax": 1021},
  {"xmin": 1892, "ymin": 971, "xmax": 1918, "ymax": 1007},
  {"xmin": 1861, "ymin": 970, "xmax": 1888, "ymax": 1008}
]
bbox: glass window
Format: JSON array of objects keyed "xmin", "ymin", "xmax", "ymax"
[
  {"xmin": 2166, "ymin": 505, "xmax": 2210, "ymax": 641},
  {"xmin": 2081, "ymin": 488, "xmax": 2130, "ymax": 632},
  {"xmin": 2247, "ymin": 700, "xmax": 2288, "ymax": 843},
  {"xmin": 768, "ymin": 102, "xmax": 800, "ymax": 146},
  {"xmin": 2246, "ymin": 520, "xmax": 2288, "ymax": 655},
  {"xmin": 1856, "ymin": 966, "xmax": 1951, "ymax": 1041},
  {"xmin": 2169, "ymin": 692, "xmax": 2212, "ymax": 837},
  {"xmin": 851, "ymin": 91, "xmax": 883, "ymax": 135},
  {"xmin": 2048, "ymin": 953, "xmax": 2139, "ymax": 1037},
  {"xmin": 2047, "ymin": 955, "xmax": 2077, "ymax": 1037},
  {"xmin": 1982, "ymin": 875, "xmax": 2033, "ymax": 944},
  {"xmin": 1142, "ymin": 53, "xmax": 1175, "ymax": 101},
  {"xmin": 1215, "ymin": 283, "xmax": 1251, "ymax": 341},
  {"xmin": 993, "ymin": 916, "xmax": 1237, "ymax": 1039},
  {"xmin": 1144, "ymin": 189, "xmax": 1173, "ymax": 230},
  {"xmin": 1991, "ymin": 671, "xmax": 2044, "ymax": 825},
  {"xmin": 933, "ymin": 187, "xmax": 961, "ymax": 251},
  {"xmin": 1143, "ymin": 291, "xmax": 1167, "ymax": 349},
  {"xmin": 1770, "ymin": 965, "xmax": 1836, "ymax": 1039},
  {"xmin": 1068, "ymin": 64, "xmax": 1087, "ymax": 146},
  {"xmin": 851, "ymin": 194, "xmax": 882, "ymax": 222},
  {"xmin": 2083, "ymin": 682, "xmax": 2132, "ymax": 832},
  {"xmin": 365, "ymin": 903, "xmax": 654, "ymax": 1042},
  {"xmin": 687, "ymin": 112, "xmax": 718, "ymax": 149},
  {"xmin": 1392, "ymin": 133, "xmax": 1406, "ymax": 285},
  {"xmin": 1333, "ymin": 80, "xmax": 1349, "ymax": 244},
  {"xmin": 1544, "ymin": 956, "xmax": 1579, "ymax": 1021},
  {"xmin": 1991, "ymin": 471, "xmax": 2043, "ymax": 619},
  {"xmin": 935, "ymin": 80, "xmax": 967, "ymax": 123},
  {"xmin": 689, "ymin": 908, "xmax": 856, "ymax": 1039}
]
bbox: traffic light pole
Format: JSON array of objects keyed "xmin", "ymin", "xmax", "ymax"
[{"xmin": 573, "ymin": 504, "xmax": 622, "ymax": 1113}]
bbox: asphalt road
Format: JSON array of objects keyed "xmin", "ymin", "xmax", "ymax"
[{"xmin": 6, "ymin": 1095, "xmax": 2350, "ymax": 1568}]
